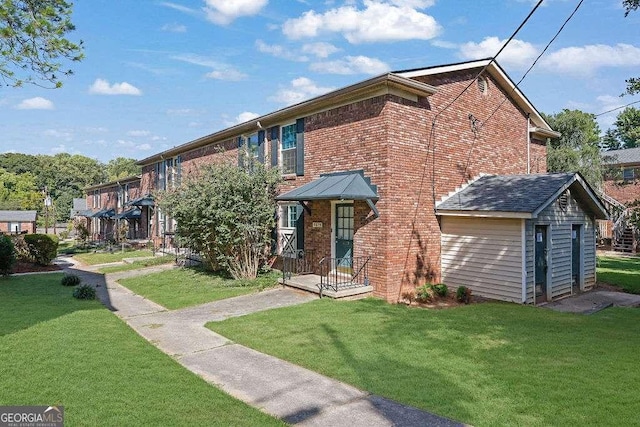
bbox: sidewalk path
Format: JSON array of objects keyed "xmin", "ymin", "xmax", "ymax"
[{"xmin": 61, "ymin": 256, "xmax": 464, "ymax": 427}]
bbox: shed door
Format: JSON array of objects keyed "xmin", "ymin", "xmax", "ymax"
[
  {"xmin": 535, "ymin": 225, "xmax": 548, "ymax": 302},
  {"xmin": 572, "ymin": 225, "xmax": 581, "ymax": 292}
]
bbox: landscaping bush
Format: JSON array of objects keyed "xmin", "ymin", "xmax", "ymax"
[
  {"xmin": 61, "ymin": 273, "xmax": 81, "ymax": 287},
  {"xmin": 0, "ymin": 235, "xmax": 16, "ymax": 276},
  {"xmin": 73, "ymin": 284, "xmax": 96, "ymax": 300},
  {"xmin": 10, "ymin": 235, "xmax": 30, "ymax": 261},
  {"xmin": 431, "ymin": 283, "xmax": 449, "ymax": 298},
  {"xmin": 23, "ymin": 234, "xmax": 59, "ymax": 265},
  {"xmin": 456, "ymin": 286, "xmax": 472, "ymax": 304},
  {"xmin": 415, "ymin": 284, "xmax": 433, "ymax": 302}
]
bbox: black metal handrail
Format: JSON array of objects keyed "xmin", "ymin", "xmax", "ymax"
[
  {"xmin": 319, "ymin": 256, "xmax": 371, "ymax": 296},
  {"xmin": 282, "ymin": 249, "xmax": 316, "ymax": 283}
]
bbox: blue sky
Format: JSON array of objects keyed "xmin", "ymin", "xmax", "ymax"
[{"xmin": 2, "ymin": 0, "xmax": 639, "ymax": 162}]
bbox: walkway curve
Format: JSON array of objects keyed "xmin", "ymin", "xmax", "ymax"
[{"xmin": 60, "ymin": 256, "xmax": 465, "ymax": 427}]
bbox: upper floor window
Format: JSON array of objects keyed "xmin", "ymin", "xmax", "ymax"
[
  {"xmin": 623, "ymin": 167, "xmax": 635, "ymax": 181},
  {"xmin": 156, "ymin": 156, "xmax": 182, "ymax": 191},
  {"xmin": 93, "ymin": 190, "xmax": 100, "ymax": 208},
  {"xmin": 281, "ymin": 123, "xmax": 297, "ymax": 175}
]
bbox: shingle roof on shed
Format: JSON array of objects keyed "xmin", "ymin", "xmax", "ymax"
[
  {"xmin": 602, "ymin": 147, "xmax": 640, "ymax": 166},
  {"xmin": 0, "ymin": 210, "xmax": 37, "ymax": 222},
  {"xmin": 436, "ymin": 173, "xmax": 607, "ymax": 219}
]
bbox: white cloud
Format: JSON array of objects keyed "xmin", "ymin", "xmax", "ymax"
[
  {"xmin": 51, "ymin": 144, "xmax": 67, "ymax": 153},
  {"xmin": 310, "ymin": 55, "xmax": 390, "ymax": 75},
  {"xmin": 235, "ymin": 111, "xmax": 260, "ymax": 124},
  {"xmin": 161, "ymin": 23, "xmax": 187, "ymax": 32},
  {"xmin": 301, "ymin": 42, "xmax": 340, "ymax": 58},
  {"xmin": 203, "ymin": 0, "xmax": 268, "ymax": 25},
  {"xmin": 459, "ymin": 36, "xmax": 538, "ymax": 68},
  {"xmin": 85, "ymin": 126, "xmax": 108, "ymax": 133},
  {"xmin": 256, "ymin": 40, "xmax": 308, "ymax": 61},
  {"xmin": 205, "ymin": 69, "xmax": 248, "ymax": 81},
  {"xmin": 127, "ymin": 130, "xmax": 151, "ymax": 137},
  {"xmin": 151, "ymin": 135, "xmax": 167, "ymax": 141},
  {"xmin": 117, "ymin": 139, "xmax": 135, "ymax": 147},
  {"xmin": 16, "ymin": 97, "xmax": 54, "ymax": 110},
  {"xmin": 167, "ymin": 108, "xmax": 197, "ymax": 116},
  {"xmin": 89, "ymin": 79, "xmax": 142, "ymax": 96},
  {"xmin": 540, "ymin": 43, "xmax": 640, "ymax": 75},
  {"xmin": 137, "ymin": 143, "xmax": 152, "ymax": 150},
  {"xmin": 43, "ymin": 129, "xmax": 73, "ymax": 140},
  {"xmin": 160, "ymin": 2, "xmax": 198, "ymax": 15},
  {"xmin": 270, "ymin": 77, "xmax": 335, "ymax": 105},
  {"xmin": 282, "ymin": 0, "xmax": 441, "ymax": 43}
]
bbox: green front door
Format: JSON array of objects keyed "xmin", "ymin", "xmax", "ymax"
[
  {"xmin": 335, "ymin": 204, "xmax": 354, "ymax": 270},
  {"xmin": 535, "ymin": 225, "xmax": 548, "ymax": 302}
]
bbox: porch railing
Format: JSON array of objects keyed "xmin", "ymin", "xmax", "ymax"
[
  {"xmin": 318, "ymin": 256, "xmax": 371, "ymax": 296},
  {"xmin": 282, "ymin": 249, "xmax": 316, "ymax": 283}
]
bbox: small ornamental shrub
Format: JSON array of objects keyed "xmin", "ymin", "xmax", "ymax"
[
  {"xmin": 456, "ymin": 286, "xmax": 472, "ymax": 304},
  {"xmin": 61, "ymin": 273, "xmax": 82, "ymax": 287},
  {"xmin": 73, "ymin": 284, "xmax": 96, "ymax": 300},
  {"xmin": 415, "ymin": 284, "xmax": 433, "ymax": 302},
  {"xmin": 0, "ymin": 235, "xmax": 16, "ymax": 276},
  {"xmin": 431, "ymin": 283, "xmax": 449, "ymax": 298},
  {"xmin": 11, "ymin": 235, "xmax": 30, "ymax": 261},
  {"xmin": 23, "ymin": 234, "xmax": 59, "ymax": 265}
]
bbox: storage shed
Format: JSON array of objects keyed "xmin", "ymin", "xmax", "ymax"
[
  {"xmin": 436, "ymin": 173, "xmax": 608, "ymax": 304},
  {"xmin": 0, "ymin": 210, "xmax": 37, "ymax": 234}
]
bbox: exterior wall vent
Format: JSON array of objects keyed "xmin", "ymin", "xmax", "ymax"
[{"xmin": 477, "ymin": 76, "xmax": 488, "ymax": 95}]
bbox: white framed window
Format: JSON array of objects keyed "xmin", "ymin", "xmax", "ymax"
[
  {"xmin": 280, "ymin": 123, "xmax": 297, "ymax": 175},
  {"xmin": 623, "ymin": 167, "xmax": 635, "ymax": 181},
  {"xmin": 93, "ymin": 190, "xmax": 101, "ymax": 208},
  {"xmin": 279, "ymin": 203, "xmax": 301, "ymax": 254},
  {"xmin": 280, "ymin": 203, "xmax": 299, "ymax": 229}
]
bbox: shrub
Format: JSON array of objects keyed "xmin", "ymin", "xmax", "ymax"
[
  {"xmin": 456, "ymin": 286, "xmax": 472, "ymax": 304},
  {"xmin": 23, "ymin": 234, "xmax": 59, "ymax": 265},
  {"xmin": 11, "ymin": 235, "xmax": 30, "ymax": 261},
  {"xmin": 61, "ymin": 273, "xmax": 81, "ymax": 287},
  {"xmin": 73, "ymin": 284, "xmax": 96, "ymax": 300},
  {"xmin": 415, "ymin": 284, "xmax": 433, "ymax": 302},
  {"xmin": 0, "ymin": 235, "xmax": 16, "ymax": 276},
  {"xmin": 431, "ymin": 283, "xmax": 449, "ymax": 298}
]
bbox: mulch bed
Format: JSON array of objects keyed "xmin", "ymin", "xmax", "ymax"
[{"xmin": 11, "ymin": 261, "xmax": 62, "ymax": 274}]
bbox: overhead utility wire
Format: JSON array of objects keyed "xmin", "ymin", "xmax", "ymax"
[
  {"xmin": 479, "ymin": 0, "xmax": 584, "ymax": 131},
  {"xmin": 594, "ymin": 99, "xmax": 640, "ymax": 117}
]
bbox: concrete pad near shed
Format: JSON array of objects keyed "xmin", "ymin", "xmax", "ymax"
[{"xmin": 544, "ymin": 291, "xmax": 640, "ymax": 315}]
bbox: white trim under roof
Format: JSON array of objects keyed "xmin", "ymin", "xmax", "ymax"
[
  {"xmin": 436, "ymin": 210, "xmax": 533, "ymax": 219},
  {"xmin": 396, "ymin": 59, "xmax": 556, "ymax": 134}
]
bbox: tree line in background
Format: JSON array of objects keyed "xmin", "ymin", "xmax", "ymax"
[{"xmin": 0, "ymin": 153, "xmax": 140, "ymax": 222}]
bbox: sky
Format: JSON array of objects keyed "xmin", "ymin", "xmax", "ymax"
[{"xmin": 1, "ymin": 0, "xmax": 639, "ymax": 162}]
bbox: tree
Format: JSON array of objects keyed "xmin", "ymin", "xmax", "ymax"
[
  {"xmin": 0, "ymin": 153, "xmax": 41, "ymax": 174},
  {"xmin": 0, "ymin": 168, "xmax": 41, "ymax": 210},
  {"xmin": 0, "ymin": 0, "xmax": 83, "ymax": 88},
  {"xmin": 159, "ymin": 160, "xmax": 281, "ymax": 279},
  {"xmin": 105, "ymin": 157, "xmax": 141, "ymax": 181},
  {"xmin": 601, "ymin": 128, "xmax": 622, "ymax": 151},
  {"xmin": 543, "ymin": 109, "xmax": 604, "ymax": 189},
  {"xmin": 613, "ymin": 107, "xmax": 640, "ymax": 148},
  {"xmin": 623, "ymin": 0, "xmax": 640, "ymax": 95}
]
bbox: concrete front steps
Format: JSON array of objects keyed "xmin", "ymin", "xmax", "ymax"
[{"xmin": 279, "ymin": 274, "xmax": 373, "ymax": 299}]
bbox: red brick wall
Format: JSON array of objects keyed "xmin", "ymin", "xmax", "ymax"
[
  {"xmin": 0, "ymin": 221, "xmax": 36, "ymax": 234},
  {"xmin": 603, "ymin": 179, "xmax": 640, "ymax": 205}
]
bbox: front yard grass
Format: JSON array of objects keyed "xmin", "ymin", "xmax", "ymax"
[
  {"xmin": 73, "ymin": 249, "xmax": 154, "ymax": 265},
  {"xmin": 98, "ymin": 255, "xmax": 175, "ymax": 274},
  {"xmin": 117, "ymin": 268, "xmax": 280, "ymax": 309},
  {"xmin": 0, "ymin": 274, "xmax": 281, "ymax": 426},
  {"xmin": 208, "ymin": 298, "xmax": 640, "ymax": 426},
  {"xmin": 597, "ymin": 255, "xmax": 640, "ymax": 294}
]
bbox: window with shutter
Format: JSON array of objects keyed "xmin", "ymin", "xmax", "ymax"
[
  {"xmin": 280, "ymin": 123, "xmax": 297, "ymax": 174},
  {"xmin": 296, "ymin": 118, "xmax": 305, "ymax": 176}
]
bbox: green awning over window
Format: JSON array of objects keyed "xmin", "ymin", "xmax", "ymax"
[
  {"xmin": 126, "ymin": 195, "xmax": 155, "ymax": 207},
  {"xmin": 276, "ymin": 170, "xmax": 378, "ymax": 202},
  {"xmin": 114, "ymin": 208, "xmax": 142, "ymax": 220}
]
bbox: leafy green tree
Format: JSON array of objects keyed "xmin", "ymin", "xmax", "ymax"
[
  {"xmin": 106, "ymin": 157, "xmax": 141, "ymax": 181},
  {"xmin": 159, "ymin": 161, "xmax": 281, "ymax": 279},
  {"xmin": 0, "ymin": 0, "xmax": 83, "ymax": 88},
  {"xmin": 543, "ymin": 109, "xmax": 604, "ymax": 189},
  {"xmin": 0, "ymin": 168, "xmax": 41, "ymax": 210},
  {"xmin": 0, "ymin": 153, "xmax": 41, "ymax": 174},
  {"xmin": 613, "ymin": 107, "xmax": 640, "ymax": 148},
  {"xmin": 601, "ymin": 128, "xmax": 622, "ymax": 151}
]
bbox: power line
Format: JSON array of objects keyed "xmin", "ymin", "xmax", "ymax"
[{"xmin": 594, "ymin": 99, "xmax": 640, "ymax": 117}]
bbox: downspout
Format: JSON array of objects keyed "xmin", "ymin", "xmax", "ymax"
[{"xmin": 526, "ymin": 113, "xmax": 531, "ymax": 174}]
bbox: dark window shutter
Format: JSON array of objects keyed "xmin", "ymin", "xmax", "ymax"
[
  {"xmin": 270, "ymin": 126, "xmax": 279, "ymax": 167},
  {"xmin": 257, "ymin": 130, "xmax": 265, "ymax": 164},
  {"xmin": 295, "ymin": 205, "xmax": 304, "ymax": 250},
  {"xmin": 176, "ymin": 155, "xmax": 182, "ymax": 186},
  {"xmin": 295, "ymin": 118, "xmax": 305, "ymax": 176},
  {"xmin": 237, "ymin": 136, "xmax": 245, "ymax": 168}
]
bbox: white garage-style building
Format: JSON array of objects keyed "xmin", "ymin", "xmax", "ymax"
[{"xmin": 436, "ymin": 173, "xmax": 608, "ymax": 304}]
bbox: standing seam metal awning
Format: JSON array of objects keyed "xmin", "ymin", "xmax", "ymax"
[
  {"xmin": 113, "ymin": 208, "xmax": 142, "ymax": 220},
  {"xmin": 126, "ymin": 195, "xmax": 155, "ymax": 207},
  {"xmin": 275, "ymin": 170, "xmax": 379, "ymax": 217},
  {"xmin": 90, "ymin": 208, "xmax": 115, "ymax": 218}
]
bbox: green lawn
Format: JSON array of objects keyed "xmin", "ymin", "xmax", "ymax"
[
  {"xmin": 0, "ymin": 274, "xmax": 281, "ymax": 426},
  {"xmin": 208, "ymin": 298, "xmax": 640, "ymax": 426},
  {"xmin": 98, "ymin": 255, "xmax": 175, "ymax": 274},
  {"xmin": 597, "ymin": 255, "xmax": 640, "ymax": 294},
  {"xmin": 74, "ymin": 249, "xmax": 155, "ymax": 265},
  {"xmin": 117, "ymin": 268, "xmax": 280, "ymax": 309}
]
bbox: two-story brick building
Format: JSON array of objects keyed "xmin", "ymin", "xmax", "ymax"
[
  {"xmin": 135, "ymin": 59, "xmax": 606, "ymax": 304},
  {"xmin": 83, "ymin": 175, "xmax": 146, "ymax": 241}
]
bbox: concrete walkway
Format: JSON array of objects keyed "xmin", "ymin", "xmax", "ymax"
[
  {"xmin": 60, "ymin": 256, "xmax": 464, "ymax": 426},
  {"xmin": 544, "ymin": 290, "xmax": 640, "ymax": 314}
]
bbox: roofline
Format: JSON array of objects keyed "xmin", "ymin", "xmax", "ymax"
[
  {"xmin": 137, "ymin": 73, "xmax": 438, "ymax": 165},
  {"xmin": 529, "ymin": 126, "xmax": 561, "ymax": 139},
  {"xmin": 395, "ymin": 58, "xmax": 556, "ymax": 134},
  {"xmin": 85, "ymin": 175, "xmax": 141, "ymax": 191},
  {"xmin": 530, "ymin": 172, "xmax": 608, "ymax": 219},
  {"xmin": 437, "ymin": 210, "xmax": 532, "ymax": 219}
]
